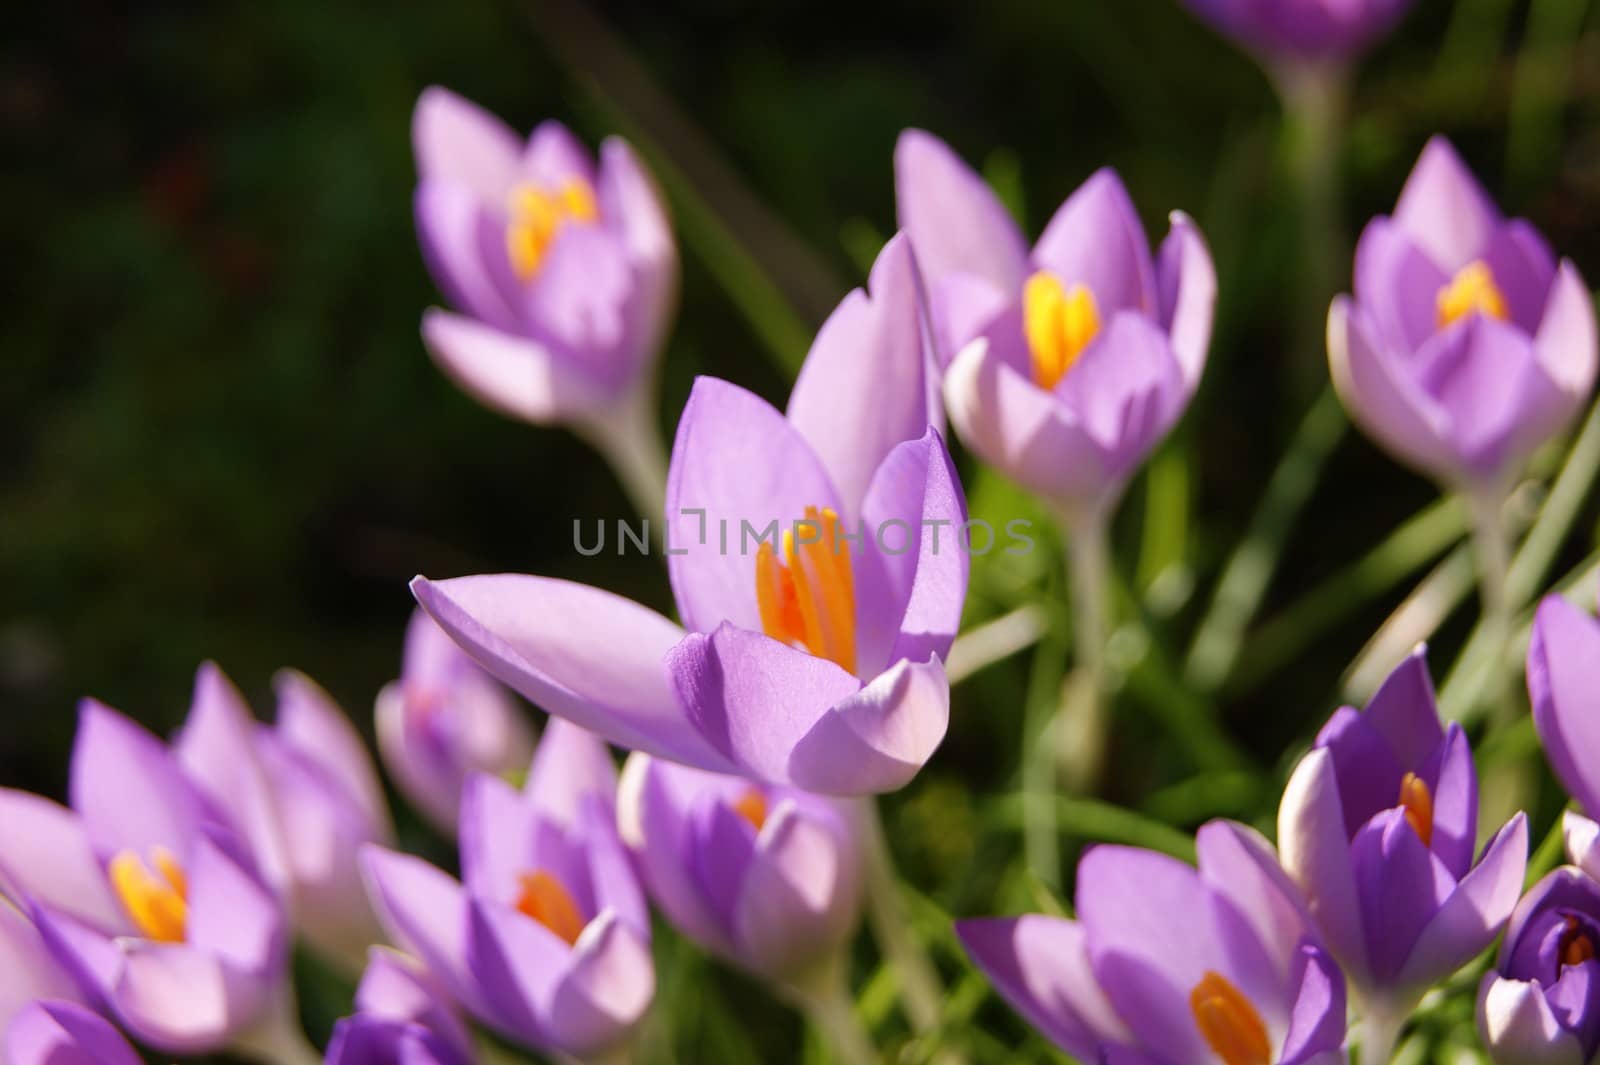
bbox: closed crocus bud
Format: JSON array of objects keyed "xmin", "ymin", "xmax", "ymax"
[
  {"xmin": 1278, "ymin": 647, "xmax": 1528, "ymax": 1008},
  {"xmin": 617, "ymin": 753, "xmax": 863, "ymax": 988},
  {"xmin": 326, "ymin": 949, "xmax": 476, "ymax": 1065},
  {"xmin": 1528, "ymin": 587, "xmax": 1600, "ymax": 883},
  {"xmin": 363, "ymin": 720, "xmax": 653, "ymax": 1061},
  {"xmin": 376, "ymin": 607, "xmax": 536, "ymax": 836},
  {"xmin": 412, "ymin": 87, "xmax": 676, "ymax": 502},
  {"xmin": 896, "ymin": 130, "xmax": 1214, "ymax": 521},
  {"xmin": 1330, "ymin": 138, "xmax": 1597, "ymax": 496},
  {"xmin": 5, "ymin": 1000, "xmax": 142, "ymax": 1065},
  {"xmin": 1182, "ymin": 0, "xmax": 1416, "ymax": 64},
  {"xmin": 1479, "ymin": 867, "xmax": 1600, "ymax": 1065}
]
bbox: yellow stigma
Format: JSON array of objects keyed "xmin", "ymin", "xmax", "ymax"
[
  {"xmin": 1436, "ymin": 260, "xmax": 1509, "ymax": 328},
  {"xmin": 1189, "ymin": 971, "xmax": 1272, "ymax": 1065},
  {"xmin": 1398, "ymin": 772, "xmax": 1434, "ymax": 848},
  {"xmin": 504, "ymin": 178, "xmax": 599, "ymax": 282},
  {"xmin": 1024, "ymin": 271, "xmax": 1101, "ymax": 390},
  {"xmin": 109, "ymin": 847, "xmax": 188, "ymax": 943},
  {"xmin": 515, "ymin": 870, "xmax": 586, "ymax": 946},
  {"xmin": 754, "ymin": 507, "xmax": 857, "ymax": 674},
  {"xmin": 731, "ymin": 788, "xmax": 769, "ymax": 832}
]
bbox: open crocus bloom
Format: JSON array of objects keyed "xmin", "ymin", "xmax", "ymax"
[
  {"xmin": 895, "ymin": 129, "xmax": 1214, "ymax": 518},
  {"xmin": 1528, "ymin": 587, "xmax": 1600, "ymax": 884},
  {"xmin": 412, "ymin": 87, "xmax": 676, "ymax": 428},
  {"xmin": 618, "ymin": 753, "xmax": 862, "ymax": 987},
  {"xmin": 959, "ymin": 824, "xmax": 1347, "ymax": 1064},
  {"xmin": 376, "ymin": 608, "xmax": 535, "ymax": 837},
  {"xmin": 0, "ymin": 702, "xmax": 285, "ymax": 1054},
  {"xmin": 1181, "ymin": 0, "xmax": 1415, "ymax": 63},
  {"xmin": 413, "ymin": 235, "xmax": 967, "ymax": 796},
  {"xmin": 5, "ymin": 1000, "xmax": 142, "ymax": 1065},
  {"xmin": 1478, "ymin": 867, "xmax": 1600, "ymax": 1065},
  {"xmin": 326, "ymin": 949, "xmax": 477, "ymax": 1065},
  {"xmin": 1331, "ymin": 138, "xmax": 1597, "ymax": 493},
  {"xmin": 363, "ymin": 720, "xmax": 653, "ymax": 1059},
  {"xmin": 1278, "ymin": 647, "xmax": 1528, "ymax": 1001}
]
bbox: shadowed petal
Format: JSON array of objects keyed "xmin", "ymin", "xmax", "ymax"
[
  {"xmin": 787, "ymin": 655, "xmax": 950, "ymax": 796},
  {"xmin": 5, "ymin": 1000, "xmax": 142, "ymax": 1065},
  {"xmin": 1430, "ymin": 724, "xmax": 1479, "ymax": 881},
  {"xmin": 1478, "ymin": 974, "xmax": 1586, "ymax": 1065},
  {"xmin": 732, "ymin": 800, "xmax": 861, "ymax": 980},
  {"xmin": 1360, "ymin": 645, "xmax": 1446, "ymax": 777},
  {"xmin": 1529, "ymin": 595, "xmax": 1600, "ymax": 816},
  {"xmin": 414, "ymin": 183, "xmax": 521, "ymax": 332},
  {"xmin": 596, "ymin": 137, "xmax": 677, "ymax": 369},
  {"xmin": 1155, "ymin": 210, "xmax": 1215, "ymax": 394},
  {"xmin": 360, "ymin": 849, "xmax": 479, "ymax": 1016},
  {"xmin": 419, "ymin": 310, "xmax": 613, "ymax": 427},
  {"xmin": 1279, "ymin": 748, "xmax": 1370, "ymax": 986},
  {"xmin": 412, "ymin": 87, "xmax": 522, "ymax": 203},
  {"xmin": 1196, "ymin": 820, "xmax": 1317, "ymax": 980},
  {"xmin": 1352, "ymin": 810, "xmax": 1451, "ymax": 983},
  {"xmin": 544, "ymin": 912, "xmax": 655, "ymax": 1056},
  {"xmin": 184, "ymin": 837, "xmax": 283, "ymax": 978},
  {"xmin": 0, "ymin": 905, "xmax": 82, "ymax": 1036},
  {"xmin": 1328, "ymin": 296, "xmax": 1453, "ymax": 481},
  {"xmin": 520, "ymin": 226, "xmax": 637, "ymax": 394},
  {"xmin": 1279, "ymin": 944, "xmax": 1347, "ymax": 1065},
  {"xmin": 893, "ymin": 129, "xmax": 1028, "ymax": 294},
  {"xmin": 1353, "ymin": 218, "xmax": 1449, "ymax": 355},
  {"xmin": 1397, "ymin": 814, "xmax": 1528, "ymax": 989},
  {"xmin": 1032, "ymin": 169, "xmax": 1157, "ymax": 318}
]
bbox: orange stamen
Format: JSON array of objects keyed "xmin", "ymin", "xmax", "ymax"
[
  {"xmin": 1436, "ymin": 260, "xmax": 1509, "ymax": 328},
  {"xmin": 1398, "ymin": 772, "xmax": 1434, "ymax": 848},
  {"xmin": 109, "ymin": 847, "xmax": 188, "ymax": 943},
  {"xmin": 516, "ymin": 870, "xmax": 586, "ymax": 946},
  {"xmin": 1562, "ymin": 916, "xmax": 1596, "ymax": 968},
  {"xmin": 1189, "ymin": 971, "xmax": 1272, "ymax": 1065},
  {"xmin": 504, "ymin": 178, "xmax": 599, "ymax": 281},
  {"xmin": 753, "ymin": 506, "xmax": 857, "ymax": 674},
  {"xmin": 1023, "ymin": 271, "xmax": 1101, "ymax": 390},
  {"xmin": 731, "ymin": 789, "xmax": 768, "ymax": 832}
]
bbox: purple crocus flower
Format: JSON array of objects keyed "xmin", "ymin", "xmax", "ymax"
[
  {"xmin": 412, "ymin": 87, "xmax": 676, "ymax": 432},
  {"xmin": 376, "ymin": 607, "xmax": 536, "ymax": 836},
  {"xmin": 0, "ymin": 701, "xmax": 287, "ymax": 1053},
  {"xmin": 326, "ymin": 949, "xmax": 477, "ymax": 1065},
  {"xmin": 617, "ymin": 752, "xmax": 862, "ymax": 987},
  {"xmin": 959, "ymin": 822, "xmax": 1347, "ymax": 1064},
  {"xmin": 1330, "ymin": 138, "xmax": 1597, "ymax": 494},
  {"xmin": 1478, "ymin": 867, "xmax": 1600, "ymax": 1065},
  {"xmin": 4, "ymin": 1000, "xmax": 142, "ymax": 1065},
  {"xmin": 1529, "ymin": 588, "xmax": 1600, "ymax": 885},
  {"xmin": 362, "ymin": 719, "xmax": 653, "ymax": 1060},
  {"xmin": 411, "ymin": 235, "xmax": 968, "ymax": 796},
  {"xmin": 1181, "ymin": 0, "xmax": 1416, "ymax": 63},
  {"xmin": 1278, "ymin": 646, "xmax": 1528, "ymax": 1006},
  {"xmin": 895, "ymin": 129, "xmax": 1214, "ymax": 519}
]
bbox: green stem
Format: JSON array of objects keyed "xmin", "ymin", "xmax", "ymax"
[
  {"xmin": 229, "ymin": 985, "xmax": 322, "ymax": 1065},
  {"xmin": 575, "ymin": 382, "xmax": 669, "ymax": 539},
  {"xmin": 1357, "ymin": 1003, "xmax": 1405, "ymax": 1065},
  {"xmin": 1468, "ymin": 488, "xmax": 1515, "ymax": 727},
  {"xmin": 786, "ymin": 962, "xmax": 878, "ymax": 1065},
  {"xmin": 1055, "ymin": 514, "xmax": 1112, "ymax": 794}
]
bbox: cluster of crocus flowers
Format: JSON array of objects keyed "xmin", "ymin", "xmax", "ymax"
[{"xmin": 413, "ymin": 234, "xmax": 968, "ymax": 796}]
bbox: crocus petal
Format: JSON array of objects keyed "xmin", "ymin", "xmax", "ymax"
[
  {"xmin": 1155, "ymin": 210, "xmax": 1215, "ymax": 394},
  {"xmin": 1054, "ymin": 312, "xmax": 1186, "ymax": 471},
  {"xmin": 525, "ymin": 718, "xmax": 619, "ymax": 829},
  {"xmin": 1032, "ymin": 169, "xmax": 1158, "ymax": 318},
  {"xmin": 1327, "ymin": 295, "xmax": 1453, "ymax": 480},
  {"xmin": 354, "ymin": 947, "xmax": 475, "ymax": 1058},
  {"xmin": 786, "ymin": 654, "xmax": 951, "ymax": 796},
  {"xmin": 665, "ymin": 376, "xmax": 844, "ymax": 635},
  {"xmin": 1482, "ymin": 221, "xmax": 1559, "ymax": 332},
  {"xmin": 787, "ymin": 233, "xmax": 940, "ymax": 515},
  {"xmin": 1397, "ymin": 813, "xmax": 1529, "ymax": 989},
  {"xmin": 575, "ymin": 797, "xmax": 650, "ymax": 937},
  {"xmin": 522, "ymin": 121, "xmax": 593, "ymax": 188},
  {"xmin": 956, "ymin": 916, "xmax": 1131, "ymax": 1059},
  {"xmin": 462, "ymin": 899, "xmax": 565, "ymax": 1045},
  {"xmin": 420, "ymin": 309, "xmax": 612, "ymax": 426},
  {"xmin": 109, "ymin": 942, "xmax": 258, "ymax": 1053},
  {"xmin": 1529, "ymin": 594, "xmax": 1600, "ymax": 817},
  {"xmin": 1392, "ymin": 137, "xmax": 1501, "ymax": 273},
  {"xmin": 360, "ymin": 849, "xmax": 479, "ymax": 1016},
  {"xmin": 413, "ymin": 183, "xmax": 521, "ymax": 333},
  {"xmin": 458, "ymin": 774, "xmax": 539, "ymax": 905},
  {"xmin": 411, "ymin": 574, "xmax": 730, "ymax": 773},
  {"xmin": 412, "ymin": 87, "xmax": 522, "ymax": 203},
  {"xmin": 1533, "ymin": 260, "xmax": 1599, "ymax": 412},
  {"xmin": 69, "ymin": 701, "xmax": 203, "ymax": 862},
  {"xmin": 1352, "ymin": 810, "xmax": 1452, "ymax": 983},
  {"xmin": 185, "ymin": 836, "xmax": 283, "ymax": 977},
  {"xmin": 732, "ymin": 800, "xmax": 861, "ymax": 981},
  {"xmin": 1196, "ymin": 820, "xmax": 1317, "ymax": 980},
  {"xmin": 1353, "ymin": 218, "xmax": 1449, "ymax": 355},
  {"xmin": 1479, "ymin": 974, "xmax": 1586, "ymax": 1065},
  {"xmin": 1430, "ymin": 724, "xmax": 1479, "ymax": 881},
  {"xmin": 1279, "ymin": 943, "xmax": 1348, "ymax": 1065},
  {"xmin": 28, "ymin": 905, "xmax": 123, "ymax": 1007},
  {"xmin": 274, "ymin": 670, "xmax": 391, "ymax": 838},
  {"xmin": 596, "ymin": 137, "xmax": 677, "ymax": 367},
  {"xmin": 521, "ymin": 225, "xmax": 637, "ymax": 394},
  {"xmin": 544, "ymin": 911, "xmax": 655, "ymax": 1056},
  {"xmin": 893, "ymin": 129, "xmax": 1028, "ymax": 295},
  {"xmin": 1418, "ymin": 315, "xmax": 1555, "ymax": 477},
  {"xmin": 1361, "ymin": 644, "xmax": 1446, "ymax": 768},
  {"xmin": 5, "ymin": 1000, "xmax": 142, "ymax": 1065},
  {"xmin": 0, "ymin": 903, "xmax": 82, "ymax": 1035},
  {"xmin": 1279, "ymin": 748, "xmax": 1370, "ymax": 986},
  {"xmin": 1565, "ymin": 813, "xmax": 1600, "ymax": 883},
  {"xmin": 0, "ymin": 791, "xmax": 121, "ymax": 929}
]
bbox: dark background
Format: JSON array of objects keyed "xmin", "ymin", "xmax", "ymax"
[{"xmin": 4, "ymin": 0, "xmax": 1598, "ymax": 1059}]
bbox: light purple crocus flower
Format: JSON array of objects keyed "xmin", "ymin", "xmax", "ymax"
[
  {"xmin": 1529, "ymin": 587, "xmax": 1600, "ymax": 885},
  {"xmin": 412, "ymin": 235, "xmax": 967, "ymax": 796},
  {"xmin": 376, "ymin": 607, "xmax": 536, "ymax": 836},
  {"xmin": 895, "ymin": 129, "xmax": 1214, "ymax": 520},
  {"xmin": 1181, "ymin": 0, "xmax": 1416, "ymax": 63},
  {"xmin": 363, "ymin": 720, "xmax": 653, "ymax": 1060},
  {"xmin": 959, "ymin": 821, "xmax": 1347, "ymax": 1064},
  {"xmin": 1278, "ymin": 646, "xmax": 1528, "ymax": 1007},
  {"xmin": 1330, "ymin": 138, "xmax": 1597, "ymax": 495},
  {"xmin": 0, "ymin": 701, "xmax": 287, "ymax": 1053},
  {"xmin": 326, "ymin": 949, "xmax": 477, "ymax": 1065},
  {"xmin": 1478, "ymin": 867, "xmax": 1600, "ymax": 1065},
  {"xmin": 617, "ymin": 752, "xmax": 862, "ymax": 988},
  {"xmin": 412, "ymin": 87, "xmax": 676, "ymax": 434},
  {"xmin": 5, "ymin": 1000, "xmax": 142, "ymax": 1065}
]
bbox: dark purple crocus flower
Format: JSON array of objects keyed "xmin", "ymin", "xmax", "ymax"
[
  {"xmin": 895, "ymin": 129, "xmax": 1214, "ymax": 519},
  {"xmin": 4, "ymin": 1000, "xmax": 142, "ymax": 1065},
  {"xmin": 376, "ymin": 608, "xmax": 535, "ymax": 837},
  {"xmin": 1478, "ymin": 867, "xmax": 1600, "ymax": 1065},
  {"xmin": 1528, "ymin": 586, "xmax": 1600, "ymax": 886},
  {"xmin": 412, "ymin": 87, "xmax": 676, "ymax": 432},
  {"xmin": 617, "ymin": 752, "xmax": 862, "ymax": 987},
  {"xmin": 0, "ymin": 700, "xmax": 287, "ymax": 1053},
  {"xmin": 412, "ymin": 236, "xmax": 967, "ymax": 796},
  {"xmin": 1330, "ymin": 138, "xmax": 1596, "ymax": 494},
  {"xmin": 959, "ymin": 822, "xmax": 1347, "ymax": 1064},
  {"xmin": 325, "ymin": 949, "xmax": 477, "ymax": 1065},
  {"xmin": 363, "ymin": 720, "xmax": 652, "ymax": 1060},
  {"xmin": 1182, "ymin": 0, "xmax": 1416, "ymax": 63},
  {"xmin": 1278, "ymin": 647, "xmax": 1528, "ymax": 1005}
]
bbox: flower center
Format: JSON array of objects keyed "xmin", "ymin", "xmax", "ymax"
[
  {"xmin": 1561, "ymin": 915, "xmax": 1597, "ymax": 969},
  {"xmin": 1189, "ymin": 971, "xmax": 1271, "ymax": 1065},
  {"xmin": 1398, "ymin": 772, "xmax": 1434, "ymax": 847},
  {"xmin": 515, "ymin": 869, "xmax": 586, "ymax": 946},
  {"xmin": 731, "ymin": 788, "xmax": 768, "ymax": 832},
  {"xmin": 1436, "ymin": 260, "xmax": 1509, "ymax": 328},
  {"xmin": 504, "ymin": 179, "xmax": 598, "ymax": 282},
  {"xmin": 1023, "ymin": 270, "xmax": 1101, "ymax": 390},
  {"xmin": 754, "ymin": 506, "xmax": 857, "ymax": 674},
  {"xmin": 108, "ymin": 847, "xmax": 188, "ymax": 943}
]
